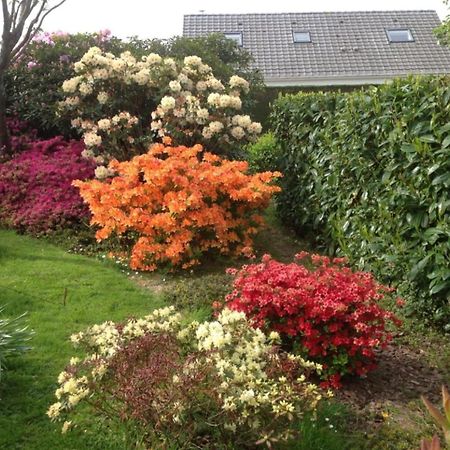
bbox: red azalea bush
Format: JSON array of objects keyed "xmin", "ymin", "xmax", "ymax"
[
  {"xmin": 0, "ymin": 136, "xmax": 95, "ymax": 234},
  {"xmin": 224, "ymin": 252, "xmax": 401, "ymax": 388}
]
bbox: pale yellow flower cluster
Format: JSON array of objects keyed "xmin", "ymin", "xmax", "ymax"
[
  {"xmin": 169, "ymin": 80, "xmax": 182, "ymax": 93},
  {"xmin": 73, "ymin": 109, "xmax": 139, "ymax": 178},
  {"xmin": 160, "ymin": 95, "xmax": 176, "ymax": 111},
  {"xmin": 229, "ymin": 75, "xmax": 250, "ymax": 93},
  {"xmin": 70, "ymin": 320, "xmax": 121, "ymax": 356},
  {"xmin": 64, "ymin": 96, "xmax": 80, "ymax": 107},
  {"xmin": 62, "ymin": 75, "xmax": 82, "ymax": 93},
  {"xmin": 122, "ymin": 306, "xmax": 181, "ymax": 339},
  {"xmin": 47, "ymin": 370, "xmax": 90, "ymax": 426},
  {"xmin": 83, "ymin": 131, "xmax": 102, "ymax": 147},
  {"xmin": 151, "ymin": 56, "xmax": 262, "ymax": 145},
  {"xmin": 190, "ymin": 308, "xmax": 323, "ymax": 434},
  {"xmin": 206, "ymin": 92, "xmax": 241, "ymax": 109},
  {"xmin": 63, "ymin": 47, "xmax": 176, "ymax": 96},
  {"xmin": 61, "ymin": 47, "xmax": 178, "ymax": 158},
  {"xmin": 94, "ymin": 165, "xmax": 115, "ymax": 180},
  {"xmin": 97, "ymin": 91, "xmax": 109, "ymax": 104},
  {"xmin": 48, "ymin": 306, "xmax": 322, "ymax": 440}
]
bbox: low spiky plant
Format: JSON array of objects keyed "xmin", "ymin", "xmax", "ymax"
[
  {"xmin": 0, "ymin": 306, "xmax": 34, "ymax": 379},
  {"xmin": 421, "ymin": 386, "xmax": 450, "ymax": 450}
]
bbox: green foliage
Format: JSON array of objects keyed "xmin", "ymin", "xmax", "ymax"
[
  {"xmin": 288, "ymin": 401, "xmax": 362, "ymax": 450},
  {"xmin": 0, "ymin": 306, "xmax": 33, "ymax": 379},
  {"xmin": 144, "ymin": 33, "xmax": 264, "ymax": 118},
  {"xmin": 247, "ymin": 132, "xmax": 282, "ymax": 173},
  {"xmin": 49, "ymin": 307, "xmax": 323, "ymax": 448},
  {"xmin": 164, "ymin": 34, "xmax": 262, "ymax": 91},
  {"xmin": 162, "ymin": 273, "xmax": 232, "ymax": 310},
  {"xmin": 434, "ymin": 9, "xmax": 450, "ymax": 48},
  {"xmin": 271, "ymin": 76, "xmax": 450, "ymax": 328},
  {"xmin": 0, "ymin": 231, "xmax": 447, "ymax": 449}
]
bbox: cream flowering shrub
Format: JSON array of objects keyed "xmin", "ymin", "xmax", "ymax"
[
  {"xmin": 59, "ymin": 46, "xmax": 175, "ymax": 165},
  {"xmin": 60, "ymin": 47, "xmax": 262, "ymax": 168},
  {"xmin": 48, "ymin": 307, "xmax": 325, "ymax": 448},
  {"xmin": 150, "ymin": 57, "xmax": 261, "ymax": 155}
]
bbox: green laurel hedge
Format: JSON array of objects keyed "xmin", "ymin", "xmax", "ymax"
[{"xmin": 271, "ymin": 76, "xmax": 450, "ymax": 328}]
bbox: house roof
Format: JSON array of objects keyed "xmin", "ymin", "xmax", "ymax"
[{"xmin": 183, "ymin": 10, "xmax": 450, "ymax": 86}]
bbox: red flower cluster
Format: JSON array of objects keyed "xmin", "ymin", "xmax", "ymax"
[{"xmin": 224, "ymin": 252, "xmax": 401, "ymax": 388}]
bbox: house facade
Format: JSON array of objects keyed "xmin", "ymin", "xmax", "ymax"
[{"xmin": 183, "ymin": 10, "xmax": 450, "ymax": 87}]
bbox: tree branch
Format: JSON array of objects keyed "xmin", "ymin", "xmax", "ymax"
[
  {"xmin": 0, "ymin": 0, "xmax": 67, "ymax": 66},
  {"xmin": 9, "ymin": 0, "xmax": 47, "ymax": 60},
  {"xmin": 2, "ymin": 0, "xmax": 12, "ymax": 35},
  {"xmin": 11, "ymin": 0, "xmax": 67, "ymax": 62}
]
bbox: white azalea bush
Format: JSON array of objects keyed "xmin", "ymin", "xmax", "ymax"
[
  {"xmin": 60, "ymin": 47, "xmax": 262, "ymax": 174},
  {"xmin": 48, "ymin": 307, "xmax": 325, "ymax": 448}
]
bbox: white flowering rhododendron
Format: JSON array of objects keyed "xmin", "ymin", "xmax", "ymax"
[
  {"xmin": 48, "ymin": 307, "xmax": 327, "ymax": 447},
  {"xmin": 60, "ymin": 47, "xmax": 262, "ymax": 175}
]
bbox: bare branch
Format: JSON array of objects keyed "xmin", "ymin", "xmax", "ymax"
[
  {"xmin": 2, "ymin": 0, "xmax": 12, "ymax": 35},
  {"xmin": 0, "ymin": 0, "xmax": 67, "ymax": 67},
  {"xmin": 10, "ymin": 1, "xmax": 20, "ymax": 29},
  {"xmin": 12, "ymin": 2, "xmax": 68, "ymax": 62},
  {"xmin": 10, "ymin": 0, "xmax": 48, "ymax": 60}
]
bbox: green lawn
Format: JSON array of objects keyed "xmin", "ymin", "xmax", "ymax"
[{"xmin": 0, "ymin": 229, "xmax": 165, "ymax": 449}]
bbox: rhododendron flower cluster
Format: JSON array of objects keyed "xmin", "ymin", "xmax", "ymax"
[
  {"xmin": 224, "ymin": 253, "xmax": 401, "ymax": 388},
  {"xmin": 48, "ymin": 307, "xmax": 325, "ymax": 447},
  {"xmin": 60, "ymin": 47, "xmax": 262, "ymax": 164},
  {"xmin": 73, "ymin": 143, "xmax": 281, "ymax": 271},
  {"xmin": 151, "ymin": 56, "xmax": 262, "ymax": 152},
  {"xmin": 0, "ymin": 137, "xmax": 95, "ymax": 234}
]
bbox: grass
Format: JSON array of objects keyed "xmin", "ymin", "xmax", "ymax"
[
  {"xmin": 288, "ymin": 401, "xmax": 363, "ymax": 450},
  {"xmin": 0, "ymin": 228, "xmax": 166, "ymax": 449}
]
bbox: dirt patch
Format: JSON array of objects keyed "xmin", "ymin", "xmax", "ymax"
[
  {"xmin": 338, "ymin": 343, "xmax": 445, "ymax": 409},
  {"xmin": 254, "ymin": 224, "xmax": 310, "ymax": 262},
  {"xmin": 336, "ymin": 341, "xmax": 448, "ymax": 441},
  {"xmin": 132, "ymin": 273, "xmax": 171, "ymax": 294}
]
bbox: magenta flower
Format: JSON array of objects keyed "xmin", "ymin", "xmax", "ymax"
[
  {"xmin": 27, "ymin": 60, "xmax": 39, "ymax": 69},
  {"xmin": 0, "ymin": 136, "xmax": 96, "ymax": 234}
]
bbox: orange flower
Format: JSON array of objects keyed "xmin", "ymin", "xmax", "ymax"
[{"xmin": 73, "ymin": 143, "xmax": 281, "ymax": 271}]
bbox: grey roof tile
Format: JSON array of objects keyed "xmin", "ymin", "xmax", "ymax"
[{"xmin": 183, "ymin": 11, "xmax": 450, "ymax": 82}]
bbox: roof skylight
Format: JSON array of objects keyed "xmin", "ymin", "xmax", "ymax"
[
  {"xmin": 224, "ymin": 32, "xmax": 243, "ymax": 46},
  {"xmin": 386, "ymin": 29, "xmax": 414, "ymax": 43},
  {"xmin": 293, "ymin": 31, "xmax": 311, "ymax": 43}
]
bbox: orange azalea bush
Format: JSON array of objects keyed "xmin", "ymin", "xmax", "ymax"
[{"xmin": 73, "ymin": 143, "xmax": 281, "ymax": 271}]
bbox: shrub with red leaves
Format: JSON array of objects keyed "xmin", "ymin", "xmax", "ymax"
[
  {"xmin": 0, "ymin": 136, "xmax": 95, "ymax": 234},
  {"xmin": 224, "ymin": 252, "xmax": 401, "ymax": 388},
  {"xmin": 108, "ymin": 333, "xmax": 220, "ymax": 443}
]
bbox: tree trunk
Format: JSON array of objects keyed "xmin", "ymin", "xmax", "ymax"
[{"xmin": 0, "ymin": 73, "xmax": 11, "ymax": 160}]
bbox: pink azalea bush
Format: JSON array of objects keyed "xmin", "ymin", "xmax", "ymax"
[
  {"xmin": 4, "ymin": 116, "xmax": 38, "ymax": 154},
  {"xmin": 0, "ymin": 136, "xmax": 95, "ymax": 234}
]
